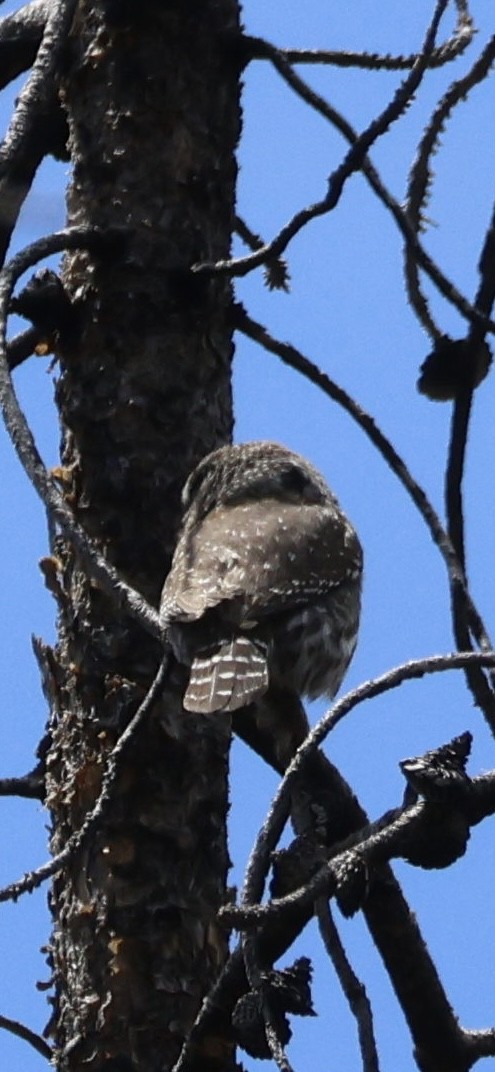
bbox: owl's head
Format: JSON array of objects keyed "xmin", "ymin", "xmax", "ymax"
[{"xmin": 181, "ymin": 441, "xmax": 335, "ymax": 523}]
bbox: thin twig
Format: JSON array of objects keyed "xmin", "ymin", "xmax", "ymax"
[
  {"xmin": 171, "ymin": 944, "xmax": 245, "ymax": 1072},
  {"xmin": 242, "ymin": 935, "xmax": 295, "ymax": 1072},
  {"xmin": 268, "ymin": 3, "xmax": 473, "ymax": 71},
  {"xmin": 235, "ymin": 215, "xmax": 265, "ymax": 253},
  {"xmin": 446, "ymin": 390, "xmax": 472, "ymax": 579},
  {"xmin": 472, "ymin": 197, "xmax": 495, "ymax": 340},
  {"xmin": 444, "ymin": 196, "xmax": 495, "ymax": 730},
  {"xmin": 234, "ymin": 215, "xmax": 289, "ymax": 291},
  {"xmin": 404, "ymin": 33, "xmax": 495, "ymax": 339},
  {"xmin": 0, "ymin": 655, "xmax": 169, "ymax": 904},
  {"xmin": 317, "ymin": 899, "xmax": 380, "ymax": 1072},
  {"xmin": 443, "ymin": 392, "xmax": 493, "ymax": 725},
  {"xmin": 407, "ymin": 33, "xmax": 495, "ymax": 253},
  {"xmin": 0, "ymin": 1012, "xmax": 51, "ymax": 1060}
]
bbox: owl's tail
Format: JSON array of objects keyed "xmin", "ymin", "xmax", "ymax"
[{"xmin": 183, "ymin": 636, "xmax": 269, "ymax": 713}]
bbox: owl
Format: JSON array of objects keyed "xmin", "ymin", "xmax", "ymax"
[{"xmin": 160, "ymin": 442, "xmax": 362, "ymax": 714}]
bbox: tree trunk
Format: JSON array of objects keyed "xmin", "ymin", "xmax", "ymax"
[{"xmin": 42, "ymin": 4, "xmax": 241, "ymax": 1070}]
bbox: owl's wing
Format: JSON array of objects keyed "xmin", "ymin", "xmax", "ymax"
[{"xmin": 161, "ymin": 497, "xmax": 362, "ymax": 624}]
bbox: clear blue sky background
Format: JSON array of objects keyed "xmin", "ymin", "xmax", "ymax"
[{"xmin": 0, "ymin": 2, "xmax": 494, "ymax": 1070}]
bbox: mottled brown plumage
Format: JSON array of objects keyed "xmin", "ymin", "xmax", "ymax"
[{"xmin": 160, "ymin": 442, "xmax": 362, "ymax": 713}]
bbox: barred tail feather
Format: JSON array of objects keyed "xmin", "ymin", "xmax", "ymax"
[{"xmin": 183, "ymin": 637, "xmax": 269, "ymax": 713}]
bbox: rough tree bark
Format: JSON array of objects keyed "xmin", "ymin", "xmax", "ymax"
[{"xmin": 40, "ymin": 4, "xmax": 242, "ymax": 1070}]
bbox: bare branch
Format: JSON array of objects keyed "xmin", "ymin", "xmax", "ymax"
[
  {"xmin": 0, "ymin": 0, "xmax": 47, "ymax": 90},
  {"xmin": 239, "ymin": 651, "xmax": 495, "ymax": 914},
  {"xmin": 472, "ymin": 197, "xmax": 495, "ymax": 338},
  {"xmin": 405, "ymin": 33, "xmax": 495, "ymax": 338},
  {"xmin": 225, "ymin": 765, "xmax": 495, "ymax": 929},
  {"xmin": 0, "ymin": 0, "xmax": 77, "ymax": 260},
  {"xmin": 234, "ymin": 215, "xmax": 290, "ymax": 291},
  {"xmin": 6, "ymin": 325, "xmax": 42, "ymax": 369},
  {"xmin": 444, "ymin": 198, "xmax": 495, "ymax": 727},
  {"xmin": 241, "ymin": 936, "xmax": 296, "ymax": 1072},
  {"xmin": 267, "ymin": 3, "xmax": 474, "ymax": 71},
  {"xmin": 463, "ymin": 1029, "xmax": 495, "ymax": 1062},
  {"xmin": 0, "ymin": 767, "xmax": 44, "ymax": 799},
  {"xmin": 0, "ymin": 1012, "xmax": 51, "ymax": 1060},
  {"xmin": 316, "ymin": 900, "xmax": 380, "ymax": 1072},
  {"xmin": 202, "ymin": 31, "xmax": 495, "ymax": 339},
  {"xmin": 446, "ymin": 394, "xmax": 477, "ymax": 626},
  {"xmin": 210, "ymin": 15, "xmax": 443, "ymax": 275}
]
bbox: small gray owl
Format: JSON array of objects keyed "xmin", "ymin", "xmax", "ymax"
[{"xmin": 160, "ymin": 442, "xmax": 362, "ymax": 714}]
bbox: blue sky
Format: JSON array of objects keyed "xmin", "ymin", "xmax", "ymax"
[{"xmin": 1, "ymin": 2, "xmax": 494, "ymax": 1070}]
